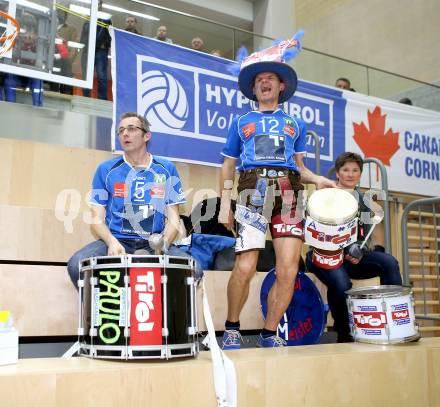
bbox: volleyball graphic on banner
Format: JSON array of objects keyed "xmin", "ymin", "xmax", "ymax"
[{"xmin": 139, "ymin": 70, "xmax": 189, "ymax": 131}]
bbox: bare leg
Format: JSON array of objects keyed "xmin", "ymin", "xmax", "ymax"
[
  {"xmin": 264, "ymin": 237, "xmax": 302, "ymax": 330},
  {"xmin": 226, "ymin": 250, "xmax": 259, "ymax": 322}
]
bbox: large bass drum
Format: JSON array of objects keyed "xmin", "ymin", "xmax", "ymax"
[
  {"xmin": 260, "ymin": 269, "xmax": 328, "ymax": 345},
  {"xmin": 78, "ymin": 255, "xmax": 198, "ymax": 359}
]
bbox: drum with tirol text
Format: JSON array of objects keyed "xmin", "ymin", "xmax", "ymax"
[
  {"xmin": 305, "ymin": 188, "xmax": 358, "ymax": 269},
  {"xmin": 346, "ymin": 285, "xmax": 420, "ymax": 344},
  {"xmin": 78, "ymin": 254, "xmax": 198, "ymax": 359}
]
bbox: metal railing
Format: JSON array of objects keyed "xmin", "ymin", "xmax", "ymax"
[
  {"xmin": 401, "ymin": 197, "xmax": 440, "ymax": 322},
  {"xmin": 327, "ymin": 157, "xmax": 391, "ymax": 254}
]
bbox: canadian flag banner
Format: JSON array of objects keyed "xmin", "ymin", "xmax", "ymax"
[{"xmin": 344, "ymin": 91, "xmax": 440, "ymax": 196}]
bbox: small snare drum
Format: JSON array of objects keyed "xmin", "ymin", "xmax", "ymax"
[
  {"xmin": 78, "ymin": 255, "xmax": 198, "ymax": 359},
  {"xmin": 346, "ymin": 285, "xmax": 420, "ymax": 344},
  {"xmin": 305, "ymin": 188, "xmax": 359, "ymax": 269}
]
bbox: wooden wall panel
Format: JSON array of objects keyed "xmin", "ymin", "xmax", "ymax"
[
  {"xmin": 0, "ymin": 205, "xmax": 95, "ymax": 262},
  {"xmin": 0, "ymin": 138, "xmax": 221, "ymax": 214},
  {"xmin": 0, "ymin": 265, "xmax": 77, "ymax": 336},
  {"xmin": 0, "ymin": 138, "xmax": 111, "ymax": 210}
]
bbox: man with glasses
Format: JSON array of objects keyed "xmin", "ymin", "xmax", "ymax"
[{"xmin": 67, "ymin": 112, "xmax": 187, "ymax": 288}]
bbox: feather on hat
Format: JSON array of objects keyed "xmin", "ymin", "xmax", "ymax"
[{"xmin": 232, "ymin": 30, "xmax": 304, "ymax": 103}]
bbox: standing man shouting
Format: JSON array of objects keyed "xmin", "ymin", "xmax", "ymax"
[{"xmin": 220, "ymin": 37, "xmax": 335, "ymax": 348}]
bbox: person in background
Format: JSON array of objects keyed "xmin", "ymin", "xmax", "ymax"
[
  {"xmin": 335, "ymin": 77, "xmax": 351, "ymax": 90},
  {"xmin": 80, "ymin": 0, "xmax": 112, "ymax": 100},
  {"xmin": 1, "ymin": 11, "xmax": 43, "ymax": 106},
  {"xmin": 305, "ymin": 152, "xmax": 402, "ymax": 343},
  {"xmin": 191, "ymin": 36, "xmax": 204, "ymax": 52},
  {"xmin": 124, "ymin": 15, "xmax": 141, "ymax": 34},
  {"xmin": 50, "ymin": 10, "xmax": 78, "ymax": 95},
  {"xmin": 211, "ymin": 49, "xmax": 223, "ymax": 57},
  {"xmin": 399, "ymin": 97, "xmax": 413, "ymax": 105},
  {"xmin": 155, "ymin": 25, "xmax": 173, "ymax": 43}
]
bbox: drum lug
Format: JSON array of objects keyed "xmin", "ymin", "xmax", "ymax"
[
  {"xmin": 124, "ymin": 275, "xmax": 130, "ymax": 285},
  {"xmin": 162, "ymin": 327, "xmax": 169, "ymax": 337},
  {"xmin": 161, "ymin": 275, "xmax": 168, "ymax": 284},
  {"xmin": 77, "ymin": 328, "xmax": 85, "ymax": 336},
  {"xmin": 381, "ymin": 300, "xmax": 387, "ymax": 312},
  {"xmin": 89, "ymin": 327, "xmax": 97, "ymax": 337},
  {"xmin": 90, "ymin": 277, "xmax": 98, "ymax": 286},
  {"xmin": 124, "ymin": 327, "xmax": 130, "ymax": 338},
  {"xmin": 78, "ymin": 279, "xmax": 84, "ymax": 288},
  {"xmin": 186, "ymin": 277, "xmax": 194, "ymax": 285},
  {"xmin": 188, "ymin": 327, "xmax": 196, "ymax": 335}
]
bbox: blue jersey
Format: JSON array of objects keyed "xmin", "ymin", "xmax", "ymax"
[
  {"xmin": 221, "ymin": 109, "xmax": 307, "ymax": 171},
  {"xmin": 90, "ymin": 155, "xmax": 185, "ymax": 239}
]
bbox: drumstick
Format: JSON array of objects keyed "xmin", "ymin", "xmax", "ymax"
[
  {"xmin": 359, "ymin": 214, "xmax": 383, "ymax": 250},
  {"xmin": 149, "ymin": 233, "xmax": 165, "ymax": 250}
]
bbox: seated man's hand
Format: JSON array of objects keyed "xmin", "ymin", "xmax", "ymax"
[{"xmin": 107, "ymin": 239, "xmax": 126, "ymax": 256}]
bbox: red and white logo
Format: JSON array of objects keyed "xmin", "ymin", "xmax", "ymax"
[
  {"xmin": 306, "ymin": 226, "xmax": 357, "ymax": 245},
  {"xmin": 272, "ymin": 223, "xmax": 303, "ymax": 236},
  {"xmin": 312, "ymin": 249, "xmax": 343, "ymax": 270},
  {"xmin": 353, "ymin": 312, "xmax": 387, "ymax": 329},
  {"xmin": 151, "ymin": 186, "xmax": 165, "ymax": 198},
  {"xmin": 242, "ymin": 122, "xmax": 256, "ymax": 138},
  {"xmin": 283, "ymin": 125, "xmax": 295, "ymax": 137},
  {"xmin": 392, "ymin": 310, "xmax": 409, "ymax": 320},
  {"xmin": 129, "ymin": 267, "xmax": 162, "ymax": 345},
  {"xmin": 113, "ymin": 182, "xmax": 128, "ymax": 197}
]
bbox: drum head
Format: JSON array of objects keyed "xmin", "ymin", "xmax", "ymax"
[
  {"xmin": 307, "ymin": 188, "xmax": 358, "ymax": 224},
  {"xmin": 260, "ymin": 270, "xmax": 327, "ymax": 345}
]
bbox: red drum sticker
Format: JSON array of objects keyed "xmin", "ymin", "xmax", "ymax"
[
  {"xmin": 130, "ymin": 267, "xmax": 162, "ymax": 345},
  {"xmin": 391, "ymin": 304, "xmax": 410, "ymax": 325},
  {"xmin": 353, "ymin": 312, "xmax": 387, "ymax": 329},
  {"xmin": 311, "ymin": 249, "xmax": 343, "ymax": 269}
]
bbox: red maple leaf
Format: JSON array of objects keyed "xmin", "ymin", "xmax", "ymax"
[{"xmin": 352, "ymin": 106, "xmax": 400, "ymax": 166}]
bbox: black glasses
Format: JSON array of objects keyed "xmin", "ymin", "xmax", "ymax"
[{"xmin": 117, "ymin": 125, "xmax": 146, "ymax": 135}]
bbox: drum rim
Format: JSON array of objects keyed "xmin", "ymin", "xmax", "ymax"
[
  {"xmin": 79, "ymin": 254, "xmax": 194, "ymax": 269},
  {"xmin": 306, "ymin": 214, "xmax": 358, "ymax": 226},
  {"xmin": 345, "ymin": 284, "xmax": 413, "ymax": 298},
  {"xmin": 352, "ymin": 332, "xmax": 421, "ymax": 345},
  {"xmin": 307, "ymin": 188, "xmax": 359, "ymax": 224}
]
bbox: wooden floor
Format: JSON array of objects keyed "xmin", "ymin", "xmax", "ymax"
[{"xmin": 0, "ymin": 338, "xmax": 439, "ymax": 407}]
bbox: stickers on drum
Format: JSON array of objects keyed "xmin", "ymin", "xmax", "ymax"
[
  {"xmin": 305, "ymin": 188, "xmax": 359, "ymax": 269},
  {"xmin": 260, "ymin": 269, "xmax": 328, "ymax": 345},
  {"xmin": 346, "ymin": 285, "xmax": 420, "ymax": 344},
  {"xmin": 78, "ymin": 255, "xmax": 198, "ymax": 359}
]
